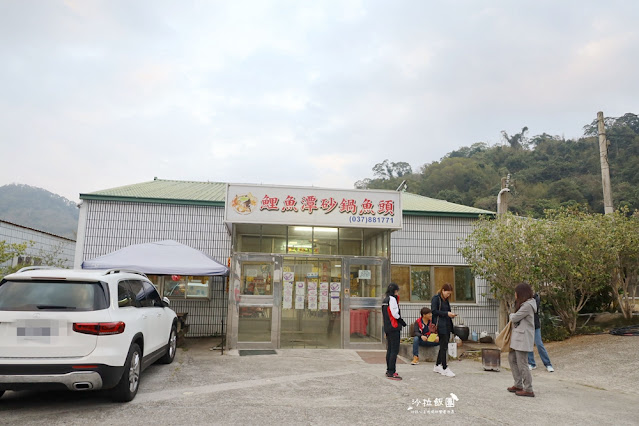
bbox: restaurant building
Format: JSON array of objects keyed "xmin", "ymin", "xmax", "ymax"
[{"xmin": 74, "ymin": 179, "xmax": 497, "ymax": 350}]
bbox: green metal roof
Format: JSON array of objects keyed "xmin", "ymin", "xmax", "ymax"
[
  {"xmin": 80, "ymin": 179, "xmax": 226, "ymax": 206},
  {"xmin": 401, "ymin": 192, "xmax": 494, "ymax": 217},
  {"xmin": 80, "ymin": 179, "xmax": 495, "ymax": 217}
]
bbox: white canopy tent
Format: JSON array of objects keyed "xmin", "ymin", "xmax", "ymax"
[{"xmin": 82, "ymin": 240, "xmax": 229, "ymax": 276}]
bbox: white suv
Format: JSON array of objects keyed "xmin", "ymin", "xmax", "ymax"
[{"xmin": 0, "ymin": 268, "xmax": 178, "ymax": 402}]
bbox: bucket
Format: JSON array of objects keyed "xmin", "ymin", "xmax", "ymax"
[
  {"xmin": 482, "ymin": 348, "xmax": 501, "ymax": 371},
  {"xmin": 471, "ymin": 331, "xmax": 478, "ymax": 342}
]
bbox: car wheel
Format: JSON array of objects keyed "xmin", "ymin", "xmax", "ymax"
[
  {"xmin": 111, "ymin": 343, "xmax": 141, "ymax": 402},
  {"xmin": 157, "ymin": 325, "xmax": 177, "ymax": 364}
]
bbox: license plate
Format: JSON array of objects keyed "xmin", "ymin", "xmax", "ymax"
[{"xmin": 16, "ymin": 319, "xmax": 59, "ymax": 344}]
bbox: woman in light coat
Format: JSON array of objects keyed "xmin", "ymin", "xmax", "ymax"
[{"xmin": 507, "ymin": 282, "xmax": 537, "ymax": 397}]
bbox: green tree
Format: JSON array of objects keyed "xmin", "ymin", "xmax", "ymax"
[
  {"xmin": 536, "ymin": 209, "xmax": 615, "ymax": 333},
  {"xmin": 607, "ymin": 209, "xmax": 639, "ymax": 319},
  {"xmin": 0, "ymin": 240, "xmax": 31, "ymax": 277},
  {"xmin": 458, "ymin": 213, "xmax": 540, "ymax": 317}
]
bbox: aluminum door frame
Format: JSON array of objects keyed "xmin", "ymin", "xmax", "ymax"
[
  {"xmin": 342, "ymin": 256, "xmax": 389, "ymax": 350},
  {"xmin": 228, "ymin": 253, "xmax": 282, "ymax": 350}
]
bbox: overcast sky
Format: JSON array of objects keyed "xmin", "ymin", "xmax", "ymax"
[{"xmin": 1, "ymin": 1, "xmax": 638, "ymax": 202}]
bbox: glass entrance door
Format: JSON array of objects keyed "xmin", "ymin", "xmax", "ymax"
[
  {"xmin": 343, "ymin": 257, "xmax": 387, "ymax": 349},
  {"xmin": 230, "ymin": 254, "xmax": 281, "ymax": 349},
  {"xmin": 280, "ymin": 257, "xmax": 342, "ymax": 348}
]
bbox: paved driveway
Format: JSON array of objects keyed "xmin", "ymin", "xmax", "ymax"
[{"xmin": 1, "ymin": 334, "xmax": 638, "ymax": 425}]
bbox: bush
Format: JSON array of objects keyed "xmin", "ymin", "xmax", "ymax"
[{"xmin": 540, "ymin": 312, "xmax": 570, "ymax": 341}]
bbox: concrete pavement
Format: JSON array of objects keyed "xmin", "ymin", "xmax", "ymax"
[{"xmin": 1, "ymin": 334, "xmax": 637, "ymax": 425}]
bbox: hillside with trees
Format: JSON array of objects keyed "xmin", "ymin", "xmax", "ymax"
[
  {"xmin": 0, "ymin": 184, "xmax": 79, "ymax": 239},
  {"xmin": 355, "ymin": 113, "xmax": 639, "ymax": 216}
]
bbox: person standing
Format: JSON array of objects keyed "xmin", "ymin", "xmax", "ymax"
[
  {"xmin": 431, "ymin": 283, "xmax": 457, "ymax": 377},
  {"xmin": 528, "ymin": 293, "xmax": 555, "ymax": 372},
  {"xmin": 382, "ymin": 283, "xmax": 406, "ymax": 380},
  {"xmin": 411, "ymin": 307, "xmax": 440, "ymax": 365},
  {"xmin": 508, "ymin": 282, "xmax": 537, "ymax": 397}
]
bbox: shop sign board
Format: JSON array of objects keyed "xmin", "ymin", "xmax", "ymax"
[{"xmin": 225, "ymin": 183, "xmax": 402, "ymax": 229}]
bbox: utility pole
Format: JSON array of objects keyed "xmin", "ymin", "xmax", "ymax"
[
  {"xmin": 597, "ymin": 111, "xmax": 614, "ymax": 214},
  {"xmin": 496, "ymin": 174, "xmax": 511, "ymax": 331}
]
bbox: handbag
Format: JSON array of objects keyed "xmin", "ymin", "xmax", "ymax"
[
  {"xmin": 428, "ymin": 321, "xmax": 438, "ymax": 334},
  {"xmin": 495, "ymin": 320, "xmax": 513, "ymax": 352}
]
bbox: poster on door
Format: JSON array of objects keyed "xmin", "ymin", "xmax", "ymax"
[
  {"xmin": 295, "ymin": 282, "xmax": 305, "ymax": 310},
  {"xmin": 307, "ymin": 282, "xmax": 318, "ymax": 310},
  {"xmin": 283, "ymin": 281, "xmax": 293, "ymax": 309},
  {"xmin": 319, "ymin": 282, "xmax": 329, "ymax": 310},
  {"xmin": 330, "ymin": 291, "xmax": 340, "ymax": 312}
]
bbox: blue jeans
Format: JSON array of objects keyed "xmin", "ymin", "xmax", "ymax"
[
  {"xmin": 528, "ymin": 328, "xmax": 552, "ymax": 367},
  {"xmin": 413, "ymin": 336, "xmax": 439, "ymax": 356}
]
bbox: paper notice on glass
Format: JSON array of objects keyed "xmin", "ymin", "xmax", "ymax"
[
  {"xmin": 295, "ymin": 294, "xmax": 305, "ymax": 310},
  {"xmin": 330, "ymin": 282, "xmax": 341, "ymax": 292},
  {"xmin": 308, "ymin": 281, "xmax": 317, "ymax": 292},
  {"xmin": 295, "ymin": 282, "xmax": 306, "ymax": 309},
  {"xmin": 308, "ymin": 289, "xmax": 318, "ymax": 310},
  {"xmin": 330, "ymin": 291, "xmax": 340, "ymax": 312},
  {"xmin": 283, "ymin": 282, "xmax": 293, "ymax": 309},
  {"xmin": 283, "ymin": 271, "xmax": 294, "ymax": 282}
]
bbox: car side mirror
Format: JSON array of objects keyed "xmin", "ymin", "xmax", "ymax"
[{"xmin": 162, "ymin": 296, "xmax": 171, "ymax": 307}]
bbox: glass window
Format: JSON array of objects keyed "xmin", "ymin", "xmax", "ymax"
[
  {"xmin": 0, "ymin": 280, "xmax": 106, "ymax": 311},
  {"xmin": 455, "ymin": 267, "xmax": 475, "ymax": 302},
  {"xmin": 313, "ymin": 227, "xmax": 338, "ymax": 255},
  {"xmin": 238, "ymin": 306, "xmax": 272, "ymax": 342},
  {"xmin": 186, "ymin": 276, "xmax": 210, "ymax": 298},
  {"xmin": 287, "ymin": 226, "xmax": 313, "ymax": 254},
  {"xmin": 142, "ymin": 281, "xmax": 163, "ymax": 307},
  {"xmin": 349, "ymin": 264, "xmax": 381, "ymax": 298},
  {"xmin": 339, "ymin": 228, "xmax": 362, "ymax": 256},
  {"xmin": 241, "ymin": 262, "xmax": 273, "ymax": 295},
  {"xmin": 363, "ymin": 230, "xmax": 389, "ymax": 257},
  {"xmin": 411, "ymin": 266, "xmax": 432, "ymax": 302},
  {"xmin": 164, "ymin": 275, "xmax": 186, "ymax": 298},
  {"xmin": 434, "ymin": 267, "xmax": 455, "ymax": 302},
  {"xmin": 390, "ymin": 265, "xmax": 410, "ymax": 302},
  {"xmin": 236, "ymin": 224, "xmax": 261, "ymax": 253},
  {"xmin": 117, "ymin": 281, "xmax": 136, "ymax": 308},
  {"xmin": 261, "ymin": 225, "xmax": 287, "ymax": 253},
  {"xmin": 161, "ymin": 275, "xmax": 211, "ymax": 299},
  {"xmin": 127, "ymin": 280, "xmax": 148, "ymax": 307}
]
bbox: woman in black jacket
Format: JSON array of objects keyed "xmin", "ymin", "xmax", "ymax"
[
  {"xmin": 431, "ymin": 283, "xmax": 457, "ymax": 377},
  {"xmin": 382, "ymin": 283, "xmax": 406, "ymax": 380}
]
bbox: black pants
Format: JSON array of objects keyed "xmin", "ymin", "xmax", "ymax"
[
  {"xmin": 436, "ymin": 332, "xmax": 449, "ymax": 369},
  {"xmin": 386, "ymin": 330, "xmax": 401, "ymax": 374}
]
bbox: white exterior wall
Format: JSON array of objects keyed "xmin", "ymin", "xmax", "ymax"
[
  {"xmin": 391, "ymin": 215, "xmax": 499, "ymax": 336},
  {"xmin": 77, "ymin": 200, "xmax": 231, "ymax": 337},
  {"xmin": 0, "ymin": 220, "xmax": 75, "ymax": 269},
  {"xmin": 74, "ymin": 200, "xmax": 498, "ymax": 338}
]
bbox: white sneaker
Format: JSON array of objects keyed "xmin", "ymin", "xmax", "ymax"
[
  {"xmin": 528, "ymin": 364, "xmax": 537, "ymax": 371},
  {"xmin": 441, "ymin": 368, "xmax": 455, "ymax": 377},
  {"xmin": 433, "ymin": 365, "xmax": 444, "ymax": 374},
  {"xmin": 546, "ymin": 365, "xmax": 555, "ymax": 372}
]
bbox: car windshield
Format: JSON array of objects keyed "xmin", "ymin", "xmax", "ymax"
[{"xmin": 0, "ymin": 280, "xmax": 108, "ymax": 311}]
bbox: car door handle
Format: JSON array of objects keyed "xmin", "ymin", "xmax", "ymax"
[{"xmin": 142, "ymin": 314, "xmax": 148, "ymax": 319}]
